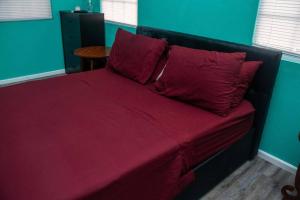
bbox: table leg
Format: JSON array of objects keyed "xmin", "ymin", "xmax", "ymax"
[
  {"xmin": 80, "ymin": 58, "xmax": 84, "ymax": 71},
  {"xmin": 90, "ymin": 59, "xmax": 94, "ymax": 71},
  {"xmin": 281, "ymin": 164, "xmax": 300, "ymax": 200}
]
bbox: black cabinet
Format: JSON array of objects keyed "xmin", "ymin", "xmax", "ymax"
[{"xmin": 60, "ymin": 11, "xmax": 105, "ymax": 74}]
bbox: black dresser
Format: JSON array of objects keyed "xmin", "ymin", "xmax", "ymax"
[{"xmin": 60, "ymin": 11, "xmax": 105, "ymax": 73}]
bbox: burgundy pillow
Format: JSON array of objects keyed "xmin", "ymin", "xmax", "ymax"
[
  {"xmin": 107, "ymin": 29, "xmax": 167, "ymax": 84},
  {"xmin": 231, "ymin": 61, "xmax": 263, "ymax": 108},
  {"xmin": 155, "ymin": 45, "xmax": 246, "ymax": 116}
]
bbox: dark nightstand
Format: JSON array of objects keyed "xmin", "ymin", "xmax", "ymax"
[{"xmin": 60, "ymin": 11, "xmax": 105, "ymax": 74}]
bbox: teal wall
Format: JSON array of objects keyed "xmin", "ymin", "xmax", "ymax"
[
  {"xmin": 139, "ymin": 0, "xmax": 258, "ymax": 45},
  {"xmin": 260, "ymin": 61, "xmax": 300, "ymax": 166},
  {"xmin": 0, "ymin": 0, "xmax": 90, "ymax": 80},
  {"xmin": 99, "ymin": 0, "xmax": 300, "ymax": 167}
]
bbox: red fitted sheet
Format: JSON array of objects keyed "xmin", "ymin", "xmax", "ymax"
[{"xmin": 0, "ymin": 69, "xmax": 254, "ymax": 200}]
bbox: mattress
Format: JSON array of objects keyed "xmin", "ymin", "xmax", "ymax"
[{"xmin": 0, "ymin": 69, "xmax": 254, "ymax": 200}]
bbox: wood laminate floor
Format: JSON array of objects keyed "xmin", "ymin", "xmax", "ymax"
[{"xmin": 202, "ymin": 157, "xmax": 295, "ymax": 200}]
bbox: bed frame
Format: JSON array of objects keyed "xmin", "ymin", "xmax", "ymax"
[{"xmin": 136, "ymin": 26, "xmax": 282, "ymax": 200}]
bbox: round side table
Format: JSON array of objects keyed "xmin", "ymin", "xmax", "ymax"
[{"xmin": 74, "ymin": 46, "xmax": 111, "ymax": 70}]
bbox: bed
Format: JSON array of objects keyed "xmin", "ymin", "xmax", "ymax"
[{"xmin": 0, "ymin": 26, "xmax": 282, "ymax": 200}]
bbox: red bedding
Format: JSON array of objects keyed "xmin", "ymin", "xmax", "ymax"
[{"xmin": 0, "ymin": 69, "xmax": 254, "ymax": 200}]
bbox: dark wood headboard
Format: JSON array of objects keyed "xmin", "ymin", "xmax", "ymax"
[{"xmin": 136, "ymin": 26, "xmax": 282, "ymax": 158}]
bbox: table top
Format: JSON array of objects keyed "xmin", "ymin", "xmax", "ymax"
[{"xmin": 74, "ymin": 46, "xmax": 111, "ymax": 59}]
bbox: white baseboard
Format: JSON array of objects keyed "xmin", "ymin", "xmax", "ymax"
[
  {"xmin": 258, "ymin": 150, "xmax": 297, "ymax": 174},
  {"xmin": 0, "ymin": 69, "xmax": 66, "ymax": 86}
]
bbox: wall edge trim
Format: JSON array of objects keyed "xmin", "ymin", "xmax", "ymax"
[
  {"xmin": 0, "ymin": 69, "xmax": 66, "ymax": 86},
  {"xmin": 258, "ymin": 150, "xmax": 297, "ymax": 174}
]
